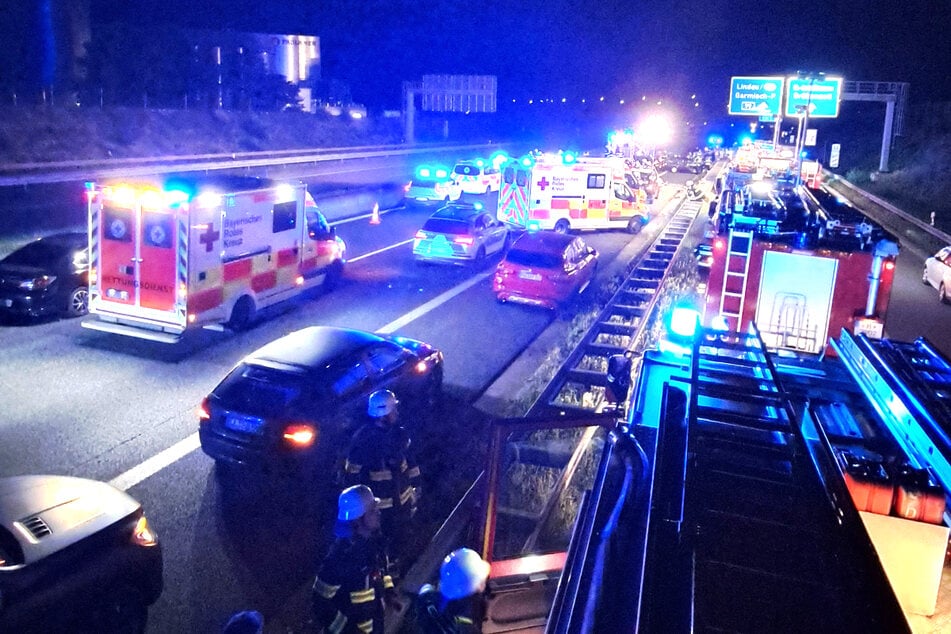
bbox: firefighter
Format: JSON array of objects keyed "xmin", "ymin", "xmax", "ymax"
[
  {"xmin": 312, "ymin": 485, "xmax": 394, "ymax": 634},
  {"xmin": 414, "ymin": 548, "xmax": 491, "ymax": 633},
  {"xmin": 343, "ymin": 389, "xmax": 421, "ymax": 568}
]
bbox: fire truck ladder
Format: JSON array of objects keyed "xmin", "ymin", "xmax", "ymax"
[
  {"xmin": 834, "ymin": 332, "xmax": 951, "ymax": 495},
  {"xmin": 678, "ymin": 326, "xmax": 905, "ymax": 632},
  {"xmin": 717, "ymin": 228, "xmax": 753, "ymax": 330}
]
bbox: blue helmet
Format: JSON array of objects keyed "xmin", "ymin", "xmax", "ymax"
[
  {"xmin": 337, "ymin": 485, "xmax": 379, "ymax": 521},
  {"xmin": 440, "ymin": 548, "xmax": 491, "ymax": 600}
]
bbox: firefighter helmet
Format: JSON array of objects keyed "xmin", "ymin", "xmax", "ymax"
[
  {"xmin": 439, "ymin": 548, "xmax": 491, "ymax": 600},
  {"xmin": 337, "ymin": 485, "xmax": 380, "ymax": 521},
  {"xmin": 367, "ymin": 389, "xmax": 398, "ymax": 418}
]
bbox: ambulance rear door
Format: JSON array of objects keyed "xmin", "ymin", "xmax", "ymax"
[{"xmin": 92, "ymin": 185, "xmax": 185, "ymax": 330}]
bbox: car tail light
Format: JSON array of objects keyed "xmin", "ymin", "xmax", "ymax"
[
  {"xmin": 496, "ymin": 264, "xmax": 513, "ymax": 277},
  {"xmin": 283, "ymin": 423, "xmax": 317, "ymax": 448},
  {"xmin": 197, "ymin": 397, "xmax": 211, "ymax": 422},
  {"xmin": 414, "ymin": 230, "xmax": 428, "ymax": 240},
  {"xmin": 131, "ymin": 515, "xmax": 159, "ymax": 548},
  {"xmin": 454, "ymin": 236, "xmax": 474, "ymax": 246},
  {"xmin": 414, "ymin": 360, "xmax": 429, "ymax": 374}
]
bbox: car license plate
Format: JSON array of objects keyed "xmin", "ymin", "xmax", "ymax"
[
  {"xmin": 224, "ymin": 413, "xmax": 264, "ymax": 434},
  {"xmin": 2, "ymin": 299, "xmax": 11, "ymax": 307},
  {"xmin": 519, "ymin": 271, "xmax": 542, "ymax": 281}
]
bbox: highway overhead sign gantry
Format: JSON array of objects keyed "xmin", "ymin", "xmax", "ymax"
[
  {"xmin": 785, "ymin": 77, "xmax": 843, "ymax": 118},
  {"xmin": 728, "ymin": 76, "xmax": 784, "ymax": 116}
]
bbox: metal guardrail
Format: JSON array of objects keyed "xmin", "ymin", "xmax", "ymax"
[
  {"xmin": 526, "ymin": 199, "xmax": 702, "ymax": 418},
  {"xmin": 0, "ymin": 142, "xmax": 502, "ymax": 186}
]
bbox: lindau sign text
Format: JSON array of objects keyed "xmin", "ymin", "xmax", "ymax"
[
  {"xmin": 785, "ymin": 77, "xmax": 843, "ymax": 118},
  {"xmin": 728, "ymin": 76, "xmax": 784, "ymax": 117}
]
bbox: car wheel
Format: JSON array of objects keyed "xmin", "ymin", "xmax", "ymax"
[
  {"xmin": 89, "ymin": 585, "xmax": 149, "ymax": 634},
  {"xmin": 66, "ymin": 285, "xmax": 89, "ymax": 317},
  {"xmin": 324, "ymin": 261, "xmax": 344, "ymax": 291},
  {"xmin": 941, "ymin": 283, "xmax": 949, "ymax": 305},
  {"xmin": 422, "ymin": 367, "xmax": 443, "ymax": 407},
  {"xmin": 474, "ymin": 246, "xmax": 487, "ymax": 264},
  {"xmin": 626, "ymin": 217, "xmax": 642, "ymax": 234},
  {"xmin": 554, "ymin": 219, "xmax": 571, "ymax": 234},
  {"xmin": 227, "ymin": 296, "xmax": 256, "ymax": 331}
]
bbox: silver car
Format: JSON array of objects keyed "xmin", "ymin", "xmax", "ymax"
[
  {"xmin": 413, "ymin": 203, "xmax": 510, "ymax": 264},
  {"xmin": 923, "ymin": 246, "xmax": 951, "ymax": 303}
]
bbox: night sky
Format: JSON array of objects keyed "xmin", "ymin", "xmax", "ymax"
[{"xmin": 90, "ymin": 0, "xmax": 950, "ymax": 111}]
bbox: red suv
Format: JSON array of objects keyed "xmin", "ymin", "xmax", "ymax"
[{"xmin": 493, "ymin": 231, "xmax": 598, "ymax": 309}]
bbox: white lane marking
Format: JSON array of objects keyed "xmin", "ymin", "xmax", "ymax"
[
  {"xmin": 377, "ymin": 271, "xmax": 492, "ymax": 334},
  {"xmin": 109, "ymin": 245, "xmax": 490, "ymax": 491},
  {"xmin": 110, "ymin": 433, "xmax": 201, "ymax": 491},
  {"xmin": 347, "ymin": 238, "xmax": 413, "ymax": 263},
  {"xmin": 330, "ymin": 206, "xmax": 401, "ymax": 226}
]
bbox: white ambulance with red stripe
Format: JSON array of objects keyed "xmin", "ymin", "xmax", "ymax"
[
  {"xmin": 83, "ymin": 175, "xmax": 346, "ymax": 343},
  {"xmin": 497, "ymin": 154, "xmax": 649, "ymax": 234}
]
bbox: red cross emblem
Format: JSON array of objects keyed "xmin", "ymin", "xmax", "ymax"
[
  {"xmin": 199, "ymin": 223, "xmax": 220, "ymax": 252},
  {"xmin": 537, "ymin": 177, "xmax": 550, "ymax": 191}
]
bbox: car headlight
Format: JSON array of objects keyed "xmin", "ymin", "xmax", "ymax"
[
  {"xmin": 131, "ymin": 515, "xmax": 159, "ymax": 548},
  {"xmin": 19, "ymin": 275, "xmax": 56, "ymax": 291}
]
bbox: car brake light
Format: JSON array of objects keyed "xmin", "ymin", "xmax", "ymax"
[
  {"xmin": 415, "ymin": 360, "xmax": 428, "ymax": 374},
  {"xmin": 415, "ymin": 230, "xmax": 427, "ymax": 240},
  {"xmin": 131, "ymin": 515, "xmax": 159, "ymax": 547},
  {"xmin": 283, "ymin": 423, "xmax": 317, "ymax": 448},
  {"xmin": 197, "ymin": 397, "xmax": 211, "ymax": 422},
  {"xmin": 454, "ymin": 236, "xmax": 474, "ymax": 246},
  {"xmin": 884, "ymin": 261, "xmax": 895, "ymax": 271}
]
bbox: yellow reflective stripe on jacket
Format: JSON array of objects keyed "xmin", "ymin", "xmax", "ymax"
[
  {"xmin": 399, "ymin": 486, "xmax": 414, "ymax": 504},
  {"xmin": 356, "ymin": 619, "xmax": 374, "ymax": 633},
  {"xmin": 350, "ymin": 587, "xmax": 376, "ymax": 604},
  {"xmin": 397, "ymin": 459, "xmax": 408, "ymax": 472},
  {"xmin": 383, "ymin": 574, "xmax": 394, "ymax": 589},
  {"xmin": 313, "ymin": 576, "xmax": 340, "ymax": 599},
  {"xmin": 344, "ymin": 460, "xmax": 362, "ymax": 474},
  {"xmin": 328, "ymin": 611, "xmax": 347, "ymax": 634},
  {"xmin": 405, "ymin": 465, "xmax": 420, "ymax": 479},
  {"xmin": 369, "ymin": 469, "xmax": 393, "ymax": 481},
  {"xmin": 377, "ymin": 497, "xmax": 394, "ymax": 509},
  {"xmin": 458, "ymin": 616, "xmax": 474, "ymax": 625}
]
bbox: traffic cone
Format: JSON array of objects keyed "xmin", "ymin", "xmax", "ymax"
[{"xmin": 369, "ymin": 202, "xmax": 381, "ymax": 225}]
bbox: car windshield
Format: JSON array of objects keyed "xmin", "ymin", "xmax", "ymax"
[
  {"xmin": 411, "ymin": 179, "xmax": 441, "ymax": 188},
  {"xmin": 423, "ymin": 218, "xmax": 469, "ymax": 235},
  {"xmin": 505, "ymin": 247, "xmax": 563, "ymax": 269},
  {"xmin": 213, "ymin": 364, "xmax": 311, "ymax": 416},
  {"xmin": 3, "ymin": 241, "xmax": 70, "ymax": 266}
]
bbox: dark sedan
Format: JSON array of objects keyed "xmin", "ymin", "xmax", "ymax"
[
  {"xmin": 0, "ymin": 475, "xmax": 163, "ymax": 633},
  {"xmin": 198, "ymin": 326, "xmax": 444, "ymax": 478},
  {"xmin": 0, "ymin": 232, "xmax": 89, "ymax": 319}
]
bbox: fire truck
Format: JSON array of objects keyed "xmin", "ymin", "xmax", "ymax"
[
  {"xmin": 83, "ymin": 175, "xmax": 346, "ymax": 343},
  {"xmin": 497, "ymin": 154, "xmax": 649, "ymax": 234},
  {"xmin": 704, "ymin": 180, "xmax": 899, "ymax": 355}
]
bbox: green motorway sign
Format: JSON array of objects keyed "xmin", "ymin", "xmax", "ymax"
[
  {"xmin": 785, "ymin": 77, "xmax": 842, "ymax": 118},
  {"xmin": 728, "ymin": 76, "xmax": 784, "ymax": 116}
]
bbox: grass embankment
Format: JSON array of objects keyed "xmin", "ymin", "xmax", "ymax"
[
  {"xmin": 0, "ymin": 106, "xmax": 400, "ymax": 164},
  {"xmin": 840, "ymin": 104, "xmax": 951, "ymax": 232}
]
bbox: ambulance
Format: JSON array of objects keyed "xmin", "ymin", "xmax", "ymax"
[
  {"xmin": 497, "ymin": 155, "xmax": 649, "ymax": 234},
  {"xmin": 83, "ymin": 175, "xmax": 346, "ymax": 343}
]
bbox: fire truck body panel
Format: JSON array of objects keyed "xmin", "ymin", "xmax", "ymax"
[
  {"xmin": 498, "ymin": 157, "xmax": 648, "ymax": 233},
  {"xmin": 705, "ymin": 232, "xmax": 897, "ymax": 355},
  {"xmin": 84, "ymin": 176, "xmax": 344, "ymax": 343}
]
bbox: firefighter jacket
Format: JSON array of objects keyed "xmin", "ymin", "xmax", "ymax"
[
  {"xmin": 312, "ymin": 533, "xmax": 394, "ymax": 634},
  {"xmin": 344, "ymin": 421, "xmax": 421, "ymax": 516},
  {"xmin": 413, "ymin": 588, "xmax": 484, "ymax": 634}
]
